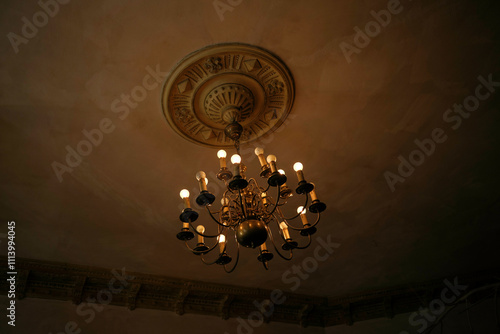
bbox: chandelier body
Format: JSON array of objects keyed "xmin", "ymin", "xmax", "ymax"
[{"xmin": 163, "ymin": 43, "xmax": 327, "ymax": 272}]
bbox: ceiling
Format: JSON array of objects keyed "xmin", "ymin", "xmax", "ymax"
[{"xmin": 1, "ymin": 0, "xmax": 500, "ymax": 317}]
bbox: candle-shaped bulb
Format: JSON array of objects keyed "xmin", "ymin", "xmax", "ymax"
[
  {"xmin": 180, "ymin": 189, "xmax": 191, "ymax": 209},
  {"xmin": 231, "ymin": 154, "xmax": 241, "ymax": 164},
  {"xmin": 293, "ymin": 162, "xmax": 305, "ymax": 182},
  {"xmin": 278, "ymin": 169, "xmax": 286, "ymax": 175},
  {"xmin": 255, "ymin": 147, "xmax": 267, "ymax": 167},
  {"xmin": 267, "ymin": 155, "xmax": 277, "ymax": 173},
  {"xmin": 180, "ymin": 189, "xmax": 190, "ymax": 199},
  {"xmin": 217, "ymin": 150, "xmax": 227, "ymax": 158},
  {"xmin": 196, "ymin": 171, "xmax": 208, "ymax": 192},
  {"xmin": 293, "ymin": 162, "xmax": 303, "ymax": 172},
  {"xmin": 196, "ymin": 225, "xmax": 205, "ymax": 244},
  {"xmin": 218, "ymin": 234, "xmax": 226, "ymax": 253},
  {"xmin": 217, "ymin": 150, "xmax": 227, "ymax": 169},
  {"xmin": 297, "ymin": 206, "xmax": 309, "ymax": 226},
  {"xmin": 279, "ymin": 221, "xmax": 291, "ymax": 240}
]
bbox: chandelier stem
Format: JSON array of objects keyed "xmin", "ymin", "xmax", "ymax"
[{"xmin": 238, "ymin": 189, "xmax": 247, "ymax": 219}]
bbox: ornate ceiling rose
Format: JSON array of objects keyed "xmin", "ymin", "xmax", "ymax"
[{"xmin": 161, "ymin": 43, "xmax": 295, "ymax": 147}]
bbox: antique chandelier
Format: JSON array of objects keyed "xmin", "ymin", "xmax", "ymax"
[{"xmin": 161, "ymin": 43, "xmax": 326, "ymax": 272}]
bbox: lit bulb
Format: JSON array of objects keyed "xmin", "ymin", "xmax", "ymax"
[
  {"xmin": 279, "ymin": 221, "xmax": 291, "ymax": 240},
  {"xmin": 231, "ymin": 154, "xmax": 241, "ymax": 164},
  {"xmin": 279, "ymin": 222, "xmax": 288, "ymax": 230},
  {"xmin": 293, "ymin": 162, "xmax": 303, "ymax": 171},
  {"xmin": 278, "ymin": 169, "xmax": 286, "ymax": 175},
  {"xmin": 196, "ymin": 171, "xmax": 207, "ymax": 181},
  {"xmin": 180, "ymin": 189, "xmax": 190, "ymax": 199},
  {"xmin": 221, "ymin": 197, "xmax": 229, "ymax": 206},
  {"xmin": 196, "ymin": 225, "xmax": 205, "ymax": 233},
  {"xmin": 254, "ymin": 147, "xmax": 264, "ymax": 155},
  {"xmin": 293, "ymin": 162, "xmax": 305, "ymax": 182},
  {"xmin": 266, "ymin": 155, "xmax": 277, "ymax": 163},
  {"xmin": 297, "ymin": 206, "xmax": 306, "ymax": 214},
  {"xmin": 218, "ymin": 234, "xmax": 226, "ymax": 243},
  {"xmin": 217, "ymin": 150, "xmax": 227, "ymax": 158},
  {"xmin": 204, "ymin": 178, "xmax": 209, "ymax": 185}
]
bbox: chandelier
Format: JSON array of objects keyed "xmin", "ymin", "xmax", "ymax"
[{"xmin": 161, "ymin": 43, "xmax": 326, "ymax": 272}]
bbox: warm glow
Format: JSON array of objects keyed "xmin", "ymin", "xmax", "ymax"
[
  {"xmin": 278, "ymin": 169, "xmax": 285, "ymax": 175},
  {"xmin": 196, "ymin": 225, "xmax": 205, "ymax": 233},
  {"xmin": 179, "ymin": 189, "xmax": 190, "ymax": 199},
  {"xmin": 231, "ymin": 154, "xmax": 241, "ymax": 164},
  {"xmin": 217, "ymin": 150, "xmax": 227, "ymax": 158},
  {"xmin": 293, "ymin": 162, "xmax": 303, "ymax": 171},
  {"xmin": 266, "ymin": 155, "xmax": 277, "ymax": 163},
  {"xmin": 297, "ymin": 206, "xmax": 306, "ymax": 214},
  {"xmin": 221, "ymin": 197, "xmax": 229, "ymax": 205},
  {"xmin": 254, "ymin": 147, "xmax": 264, "ymax": 155},
  {"xmin": 196, "ymin": 171, "xmax": 206, "ymax": 181},
  {"xmin": 279, "ymin": 221, "xmax": 288, "ymax": 230},
  {"xmin": 219, "ymin": 234, "xmax": 226, "ymax": 243}
]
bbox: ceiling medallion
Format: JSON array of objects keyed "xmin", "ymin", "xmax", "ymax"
[
  {"xmin": 161, "ymin": 43, "xmax": 295, "ymax": 147},
  {"xmin": 165, "ymin": 44, "xmax": 327, "ymax": 273}
]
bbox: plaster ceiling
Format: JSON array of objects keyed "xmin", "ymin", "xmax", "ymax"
[{"xmin": 1, "ymin": 0, "xmax": 499, "ymax": 304}]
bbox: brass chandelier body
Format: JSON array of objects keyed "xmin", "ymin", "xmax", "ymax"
[{"xmin": 162, "ymin": 43, "xmax": 326, "ymax": 272}]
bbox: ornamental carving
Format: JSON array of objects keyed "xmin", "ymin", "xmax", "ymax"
[
  {"xmin": 161, "ymin": 43, "xmax": 295, "ymax": 148},
  {"xmin": 204, "ymin": 56, "xmax": 223, "ymax": 73}
]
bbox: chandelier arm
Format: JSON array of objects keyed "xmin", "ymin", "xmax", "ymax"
[
  {"xmin": 205, "ymin": 206, "xmax": 228, "ymax": 227},
  {"xmin": 189, "ymin": 222, "xmax": 224, "ymax": 238},
  {"xmin": 223, "ymin": 242, "xmax": 240, "ymax": 273},
  {"xmin": 278, "ymin": 211, "xmax": 321, "ymax": 231},
  {"xmin": 183, "ymin": 239, "xmax": 218, "ymax": 255},
  {"xmin": 201, "ymin": 252, "xmax": 224, "ymax": 265},
  {"xmin": 282, "ymin": 193, "xmax": 310, "ymax": 221},
  {"xmin": 292, "ymin": 234, "xmax": 312, "ymax": 250},
  {"xmin": 265, "ymin": 224, "xmax": 293, "ymax": 261}
]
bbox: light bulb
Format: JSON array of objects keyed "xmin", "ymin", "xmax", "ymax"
[
  {"xmin": 266, "ymin": 155, "xmax": 277, "ymax": 163},
  {"xmin": 217, "ymin": 150, "xmax": 227, "ymax": 158},
  {"xmin": 196, "ymin": 171, "xmax": 206, "ymax": 181},
  {"xmin": 179, "ymin": 189, "xmax": 190, "ymax": 199},
  {"xmin": 280, "ymin": 221, "xmax": 291, "ymax": 240},
  {"xmin": 221, "ymin": 197, "xmax": 229, "ymax": 205},
  {"xmin": 196, "ymin": 225, "xmax": 205, "ymax": 233},
  {"xmin": 297, "ymin": 206, "xmax": 306, "ymax": 214},
  {"xmin": 254, "ymin": 147, "xmax": 264, "ymax": 155},
  {"xmin": 278, "ymin": 169, "xmax": 286, "ymax": 175},
  {"xmin": 231, "ymin": 154, "xmax": 241, "ymax": 164},
  {"xmin": 293, "ymin": 162, "xmax": 303, "ymax": 172},
  {"xmin": 204, "ymin": 178, "xmax": 209, "ymax": 185},
  {"xmin": 218, "ymin": 234, "xmax": 226, "ymax": 243}
]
